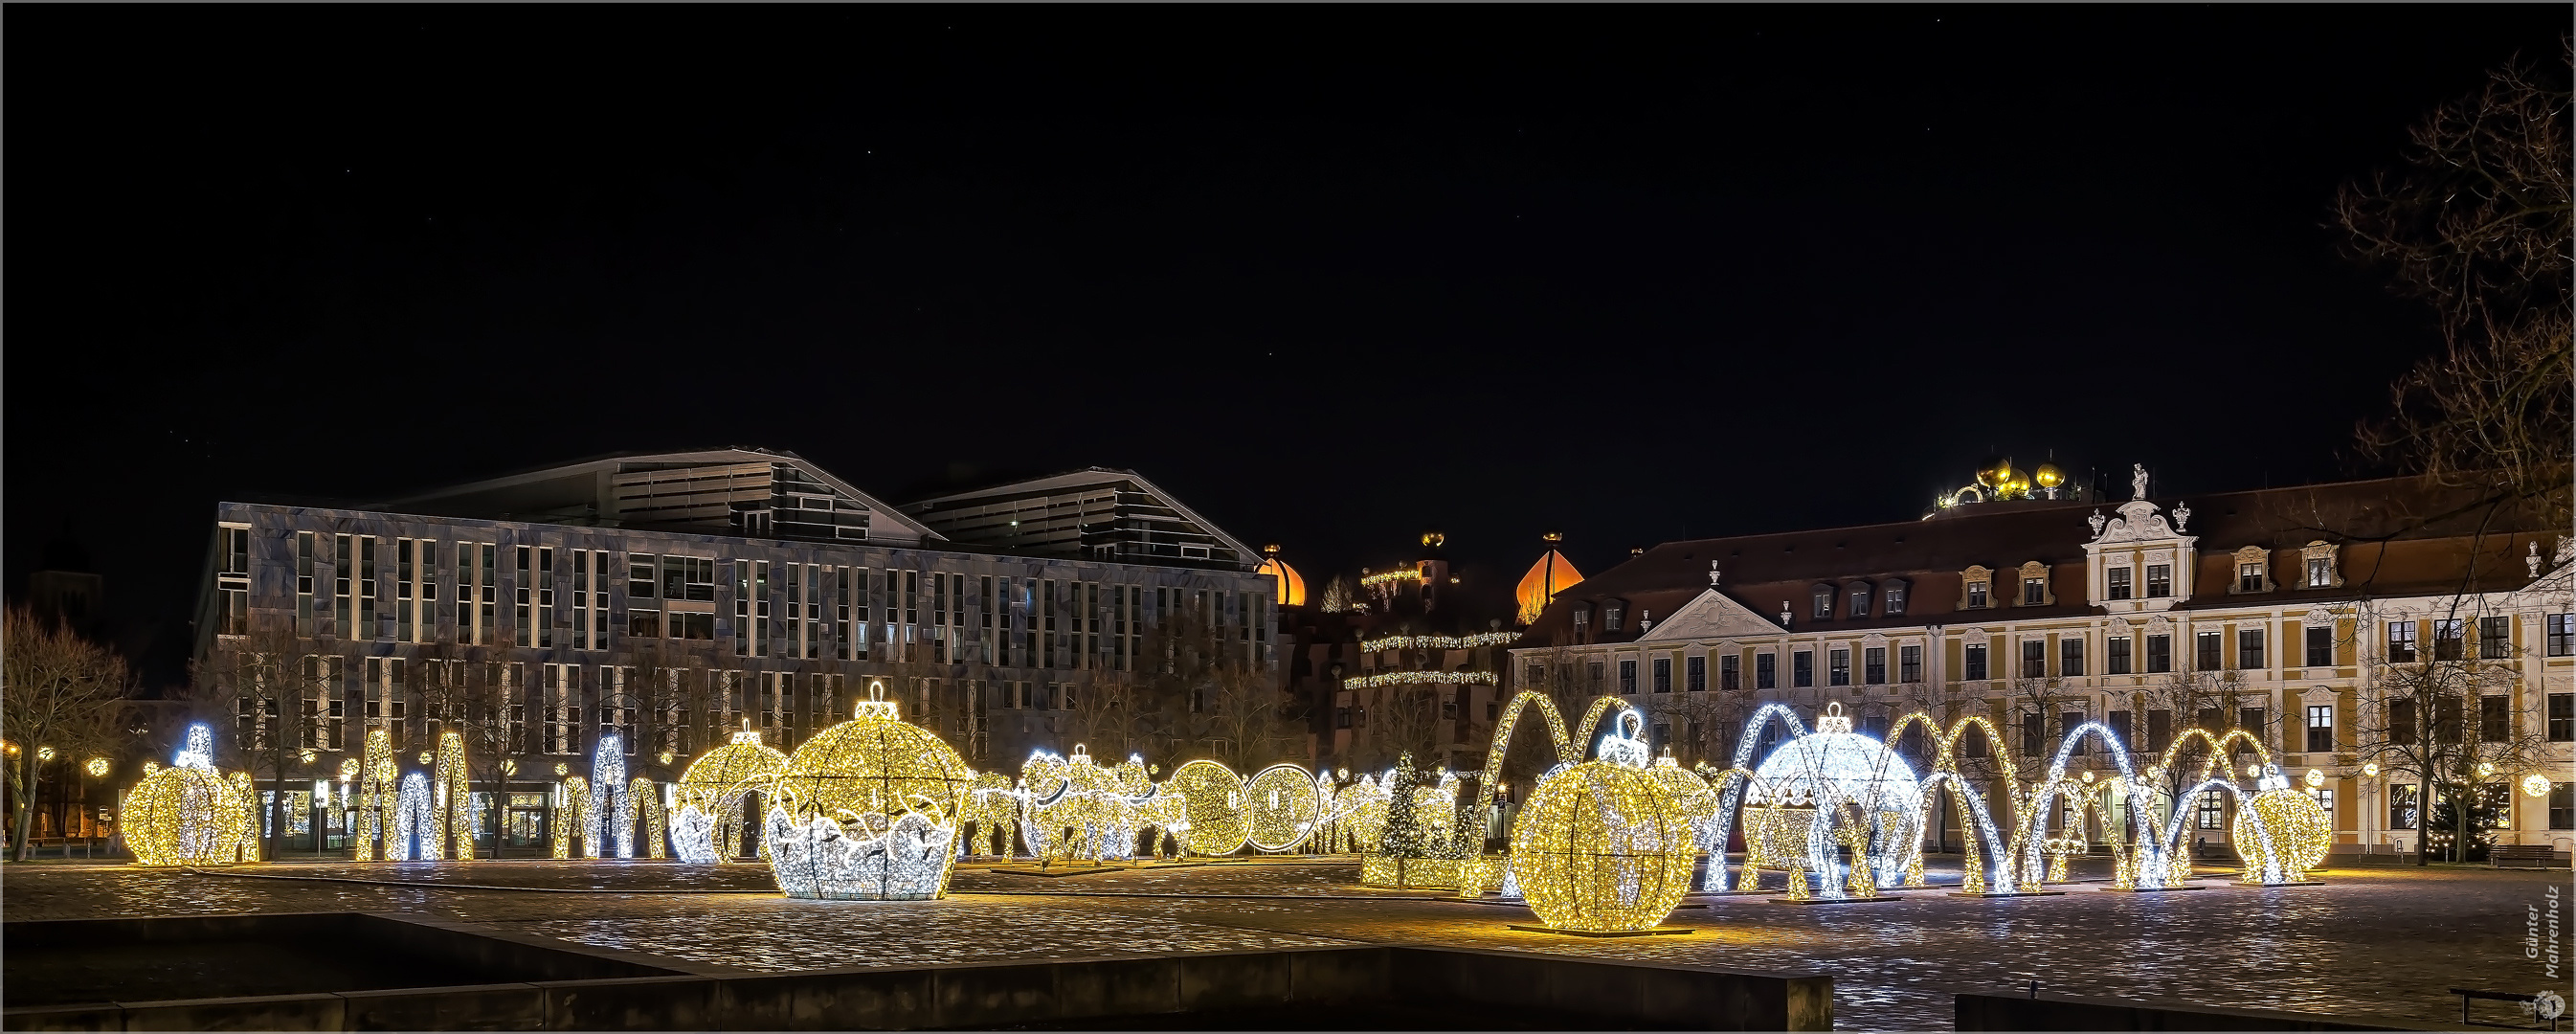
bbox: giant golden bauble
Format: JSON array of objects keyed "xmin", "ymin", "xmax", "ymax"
[
  {"xmin": 1168, "ymin": 759, "xmax": 1249, "ymax": 856},
  {"xmin": 124, "ymin": 767, "xmax": 252, "ymax": 866},
  {"xmin": 2231, "ymin": 787, "xmax": 2332, "ymax": 880},
  {"xmin": 773, "ymin": 706, "xmax": 972, "ymax": 827},
  {"xmin": 1508, "ymin": 761, "xmax": 1697, "ymax": 932},
  {"xmin": 1243, "ymin": 763, "xmax": 1322, "ymax": 852}
]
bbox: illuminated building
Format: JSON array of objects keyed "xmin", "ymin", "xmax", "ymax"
[
  {"xmin": 188, "ymin": 449, "xmax": 1277, "ymax": 857},
  {"xmin": 1515, "ymin": 466, "xmax": 2574, "ymax": 864}
]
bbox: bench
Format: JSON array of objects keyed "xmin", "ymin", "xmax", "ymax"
[{"xmin": 2491, "ymin": 844, "xmax": 2561, "ymax": 868}]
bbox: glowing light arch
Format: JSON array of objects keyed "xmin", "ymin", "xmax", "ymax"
[
  {"xmin": 353, "ymin": 729, "xmax": 399, "ymax": 862},
  {"xmin": 434, "ymin": 731, "xmax": 474, "ymax": 861}
]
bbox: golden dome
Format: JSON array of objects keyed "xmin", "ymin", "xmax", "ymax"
[
  {"xmin": 1515, "ymin": 550, "xmax": 1585, "ymax": 624},
  {"xmin": 2034, "ymin": 462, "xmax": 2064, "ymax": 488},
  {"xmin": 1255, "ymin": 556, "xmax": 1307, "ymax": 607}
]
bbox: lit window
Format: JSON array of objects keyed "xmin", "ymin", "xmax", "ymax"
[
  {"xmin": 2198, "ymin": 790, "xmax": 2226, "ymax": 829},
  {"xmin": 2305, "ymin": 705, "xmax": 2332, "ymax": 752},
  {"xmin": 2386, "ymin": 621, "xmax": 2416, "ymax": 663},
  {"xmin": 2306, "ymin": 556, "xmax": 2332, "ymax": 588},
  {"xmin": 1828, "ymin": 648, "xmax": 1850, "ymax": 686},
  {"xmin": 1848, "ymin": 589, "xmax": 1870, "ymax": 618},
  {"xmin": 1812, "ymin": 589, "xmax": 1833, "ymax": 620},
  {"xmin": 2551, "ymin": 614, "xmax": 2575, "ymax": 657}
]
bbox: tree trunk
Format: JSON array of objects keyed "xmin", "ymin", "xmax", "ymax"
[{"xmin": 11, "ymin": 757, "xmax": 35, "ymax": 862}]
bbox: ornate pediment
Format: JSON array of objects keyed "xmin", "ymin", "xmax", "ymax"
[
  {"xmin": 1632, "ymin": 588, "xmax": 1788, "ymax": 642},
  {"xmin": 2090, "ymin": 499, "xmax": 2177, "ymax": 545}
]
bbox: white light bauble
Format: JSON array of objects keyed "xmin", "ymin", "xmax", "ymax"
[{"xmin": 1746, "ymin": 704, "xmax": 1923, "ymax": 888}]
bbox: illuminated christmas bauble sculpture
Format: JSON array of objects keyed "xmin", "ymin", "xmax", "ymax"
[
  {"xmin": 1243, "ymin": 762, "xmax": 1323, "ymax": 852},
  {"xmin": 1167, "ymin": 759, "xmax": 1250, "ymax": 856},
  {"xmin": 1507, "ymin": 715, "xmax": 1696, "ymax": 933},
  {"xmin": 765, "ymin": 680, "xmax": 972, "ymax": 900},
  {"xmin": 2232, "ymin": 765, "xmax": 2331, "ymax": 883},
  {"xmin": 671, "ymin": 726, "xmax": 789, "ymax": 864},
  {"xmin": 1747, "ymin": 704, "xmax": 1922, "ymax": 888},
  {"xmin": 124, "ymin": 724, "xmax": 257, "ymax": 867}
]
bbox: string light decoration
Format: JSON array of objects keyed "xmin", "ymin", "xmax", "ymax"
[
  {"xmin": 589, "ymin": 735, "xmax": 635, "ymax": 859},
  {"xmin": 1342, "ymin": 670, "xmax": 1498, "ymax": 689},
  {"xmin": 1019, "ymin": 746, "xmax": 1155, "ymax": 863},
  {"xmin": 1358, "ymin": 569, "xmax": 1424, "ymax": 588},
  {"xmin": 1166, "ymin": 759, "xmax": 1250, "ymax": 856},
  {"xmin": 1356, "ymin": 632, "xmax": 1521, "ymax": 653},
  {"xmin": 629, "ymin": 776, "xmax": 666, "ymax": 858},
  {"xmin": 353, "ymin": 729, "xmax": 397, "ymax": 862},
  {"xmin": 433, "ymin": 731, "xmax": 474, "ymax": 861},
  {"xmin": 84, "ymin": 757, "xmax": 109, "ymax": 777},
  {"xmin": 124, "ymin": 724, "xmax": 258, "ymax": 866},
  {"xmin": 1327, "ymin": 772, "xmax": 1390, "ymax": 853},
  {"xmin": 1742, "ymin": 705, "xmax": 1921, "ymax": 898},
  {"xmin": 765, "ymin": 679, "xmax": 971, "ymax": 900},
  {"xmin": 391, "ymin": 772, "xmax": 437, "ymax": 861},
  {"xmin": 1507, "ymin": 711, "xmax": 1696, "ymax": 933},
  {"xmin": 671, "ymin": 726, "xmax": 789, "ymax": 863},
  {"xmin": 1243, "ymin": 762, "xmax": 1323, "ymax": 852},
  {"xmin": 2525, "ymin": 774, "xmax": 2554, "ymax": 798},
  {"xmin": 553, "ymin": 776, "xmax": 591, "ymax": 859},
  {"xmin": 2232, "ymin": 765, "xmax": 2332, "ymax": 883}
]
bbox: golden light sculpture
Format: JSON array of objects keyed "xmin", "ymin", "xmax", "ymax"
[
  {"xmin": 434, "ymin": 731, "xmax": 474, "ymax": 861},
  {"xmin": 2233, "ymin": 786, "xmax": 2332, "ymax": 883},
  {"xmin": 671, "ymin": 727, "xmax": 788, "ymax": 863},
  {"xmin": 965, "ymin": 770, "xmax": 1019, "ymax": 856},
  {"xmin": 1648, "ymin": 753, "xmax": 1720, "ymax": 864},
  {"xmin": 629, "ymin": 776, "xmax": 666, "ymax": 858},
  {"xmin": 553, "ymin": 776, "xmax": 590, "ymax": 859},
  {"xmin": 124, "ymin": 724, "xmax": 258, "ymax": 866},
  {"xmin": 84, "ymin": 757, "xmax": 109, "ymax": 777},
  {"xmin": 1243, "ymin": 762, "xmax": 1323, "ymax": 852},
  {"xmin": 1507, "ymin": 761, "xmax": 1696, "ymax": 933},
  {"xmin": 353, "ymin": 729, "xmax": 397, "ymax": 862},
  {"xmin": 765, "ymin": 679, "xmax": 971, "ymax": 899},
  {"xmin": 2524, "ymin": 774, "xmax": 2553, "ymax": 798},
  {"xmin": 1167, "ymin": 759, "xmax": 1250, "ymax": 856},
  {"xmin": 37, "ymin": 746, "xmax": 57, "ymax": 762}
]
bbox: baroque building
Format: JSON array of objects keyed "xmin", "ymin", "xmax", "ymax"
[
  {"xmin": 1512, "ymin": 465, "xmax": 2574, "ymax": 862},
  {"xmin": 190, "ymin": 449, "xmax": 1279, "ymax": 854}
]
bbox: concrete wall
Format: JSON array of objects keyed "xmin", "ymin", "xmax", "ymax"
[{"xmin": 1955, "ymin": 990, "xmax": 2452, "ymax": 1031}]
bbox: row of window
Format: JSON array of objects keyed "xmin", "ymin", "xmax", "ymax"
[
  {"xmin": 2387, "ymin": 616, "xmax": 2542, "ymax": 662},
  {"xmin": 2386, "ymin": 781, "xmax": 2576, "ymax": 831}
]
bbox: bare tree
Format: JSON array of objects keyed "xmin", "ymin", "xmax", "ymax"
[
  {"xmin": 3, "ymin": 608, "xmax": 131, "ymax": 860},
  {"xmin": 2349, "ymin": 597, "xmax": 2555, "ymax": 864},
  {"xmin": 1201, "ymin": 661, "xmax": 1301, "ymax": 772},
  {"xmin": 189, "ymin": 623, "xmax": 335, "ymax": 858},
  {"xmin": 2339, "ymin": 44, "xmax": 2572, "ymax": 529}
]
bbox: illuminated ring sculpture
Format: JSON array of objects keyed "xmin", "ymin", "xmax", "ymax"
[
  {"xmin": 1507, "ymin": 760, "xmax": 1696, "ymax": 933},
  {"xmin": 1167, "ymin": 759, "xmax": 1250, "ymax": 856},
  {"xmin": 765, "ymin": 680, "xmax": 971, "ymax": 900},
  {"xmin": 2232, "ymin": 779, "xmax": 2332, "ymax": 883},
  {"xmin": 1243, "ymin": 763, "xmax": 1322, "ymax": 852}
]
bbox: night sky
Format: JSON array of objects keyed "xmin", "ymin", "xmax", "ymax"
[{"xmin": 8, "ymin": 7, "xmax": 2563, "ymax": 680}]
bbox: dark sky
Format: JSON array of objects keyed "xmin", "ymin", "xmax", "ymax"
[{"xmin": 8, "ymin": 6, "xmax": 2564, "ymax": 679}]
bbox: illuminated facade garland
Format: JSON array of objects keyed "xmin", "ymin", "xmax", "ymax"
[
  {"xmin": 1356, "ymin": 632, "xmax": 1520, "ymax": 653},
  {"xmin": 1358, "ymin": 569, "xmax": 1424, "ymax": 588},
  {"xmin": 1342, "ymin": 669, "xmax": 1498, "ymax": 689}
]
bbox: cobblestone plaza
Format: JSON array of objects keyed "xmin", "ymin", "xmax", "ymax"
[{"xmin": 5, "ymin": 858, "xmax": 2557, "ymax": 1030}]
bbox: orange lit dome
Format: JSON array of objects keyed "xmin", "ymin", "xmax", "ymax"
[
  {"xmin": 1515, "ymin": 551, "xmax": 1584, "ymax": 624},
  {"xmin": 1256, "ymin": 556, "xmax": 1307, "ymax": 607}
]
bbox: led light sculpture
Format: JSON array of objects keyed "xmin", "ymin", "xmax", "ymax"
[
  {"xmin": 1741, "ymin": 704, "xmax": 1922, "ymax": 898},
  {"xmin": 553, "ymin": 776, "xmax": 591, "ymax": 859},
  {"xmin": 672, "ymin": 727, "xmax": 789, "ymax": 863},
  {"xmin": 1506, "ymin": 710, "xmax": 1695, "ymax": 932},
  {"xmin": 433, "ymin": 731, "xmax": 474, "ymax": 861},
  {"xmin": 390, "ymin": 772, "xmax": 437, "ymax": 861},
  {"xmin": 629, "ymin": 776, "xmax": 666, "ymax": 858},
  {"xmin": 965, "ymin": 770, "xmax": 1019, "ymax": 856},
  {"xmin": 352, "ymin": 729, "xmax": 398, "ymax": 861},
  {"xmin": 124, "ymin": 724, "xmax": 258, "ymax": 866},
  {"xmin": 588, "ymin": 735, "xmax": 635, "ymax": 859},
  {"xmin": 764, "ymin": 680, "xmax": 970, "ymax": 900},
  {"xmin": 1244, "ymin": 762, "xmax": 1323, "ymax": 852},
  {"xmin": 2007, "ymin": 721, "xmax": 2175, "ymax": 891},
  {"xmin": 2230, "ymin": 764, "xmax": 2331, "ymax": 883},
  {"xmin": 1327, "ymin": 772, "xmax": 1390, "ymax": 853},
  {"xmin": 1166, "ymin": 758, "xmax": 1251, "ymax": 856},
  {"xmin": 1647, "ymin": 752, "xmax": 1721, "ymax": 873},
  {"xmin": 1021, "ymin": 745, "xmax": 1151, "ymax": 863}
]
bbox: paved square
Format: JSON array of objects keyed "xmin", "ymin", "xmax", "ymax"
[{"xmin": 4, "ymin": 858, "xmax": 2558, "ymax": 1030}]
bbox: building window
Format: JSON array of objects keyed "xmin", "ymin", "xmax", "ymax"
[
  {"xmin": 2386, "ymin": 621, "xmax": 2417, "ymax": 663},
  {"xmin": 1966, "ymin": 581, "xmax": 1989, "ymax": 609},
  {"xmin": 2431, "ymin": 619, "xmax": 2464, "ymax": 662},
  {"xmin": 1828, "ymin": 648, "xmax": 1850, "ymax": 686},
  {"xmin": 2106, "ymin": 568, "xmax": 2133, "ymax": 600},
  {"xmin": 1961, "ymin": 643, "xmax": 1987, "ymax": 682},
  {"xmin": 1900, "ymin": 644, "xmax": 1922, "ymax": 684},
  {"xmin": 1886, "ymin": 585, "xmax": 1907, "ymax": 615},
  {"xmin": 2477, "ymin": 616, "xmax": 2512, "ymax": 660},
  {"xmin": 2238, "ymin": 564, "xmax": 2264, "ymax": 593},
  {"xmin": 2306, "ymin": 556, "xmax": 2332, "ymax": 588},
  {"xmin": 1755, "ymin": 653, "xmax": 1776, "ymax": 690},
  {"xmin": 216, "ymin": 527, "xmax": 252, "ymax": 637},
  {"xmin": 2550, "ymin": 693, "xmax": 2573, "ymax": 742},
  {"xmin": 2195, "ymin": 631, "xmax": 2223, "ymax": 671},
  {"xmin": 2303, "ymin": 625, "xmax": 2331, "ymax": 667},
  {"xmin": 2107, "ymin": 709, "xmax": 2132, "ymax": 745},
  {"xmin": 2551, "ymin": 783, "xmax": 2574, "ymax": 831},
  {"xmin": 1812, "ymin": 588, "xmax": 1832, "ymax": 620},
  {"xmin": 1586, "ymin": 662, "xmax": 1604, "ymax": 689},
  {"xmin": 1651, "ymin": 657, "xmax": 1672, "ymax": 694},
  {"xmin": 2479, "ymin": 695, "xmax": 2509, "ymax": 742},
  {"xmin": 2145, "ymin": 565, "xmax": 2171, "ymax": 597},
  {"xmin": 2146, "ymin": 709, "xmax": 2171, "ymax": 753},
  {"xmin": 1603, "ymin": 601, "xmax": 1624, "ymax": 632},
  {"xmin": 1686, "ymin": 654, "xmax": 1706, "ymax": 693},
  {"xmin": 1792, "ymin": 650, "xmax": 1815, "ymax": 687},
  {"xmin": 2238, "ymin": 628, "xmax": 2265, "ymax": 669},
  {"xmin": 2389, "ymin": 784, "xmax": 2418, "ymax": 829},
  {"xmin": 1719, "ymin": 653, "xmax": 1739, "ymax": 690},
  {"xmin": 296, "ymin": 530, "xmax": 317, "ymax": 635},
  {"xmin": 2023, "ymin": 578, "xmax": 2046, "ymax": 606},
  {"xmin": 2061, "ymin": 711, "xmax": 2087, "ymax": 754},
  {"xmin": 1864, "ymin": 646, "xmax": 1887, "ymax": 685},
  {"xmin": 2305, "ymin": 705, "xmax": 2332, "ymax": 753},
  {"xmin": 2021, "ymin": 713, "xmax": 2043, "ymax": 756},
  {"xmin": 1959, "ymin": 723, "xmax": 1989, "ymax": 758},
  {"xmin": 2021, "ymin": 640, "xmax": 2044, "ymax": 679},
  {"xmin": 1848, "ymin": 588, "xmax": 1870, "ymax": 618},
  {"xmin": 2307, "ymin": 787, "xmax": 2335, "ymax": 815},
  {"xmin": 2145, "ymin": 635, "xmax": 2172, "ymax": 674},
  {"xmin": 2197, "ymin": 790, "xmax": 2226, "ymax": 829},
  {"xmin": 1618, "ymin": 659, "xmax": 1637, "ymax": 695},
  {"xmin": 2107, "ymin": 636, "xmax": 2133, "ymax": 675},
  {"xmin": 2550, "ymin": 614, "xmax": 2575, "ymax": 657},
  {"xmin": 2060, "ymin": 637, "xmax": 2085, "ymax": 677}
]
